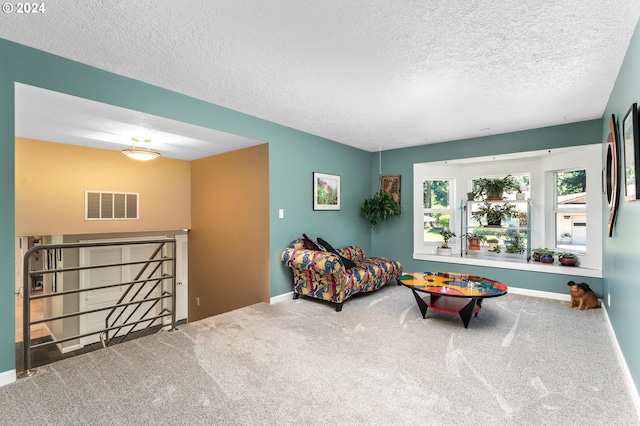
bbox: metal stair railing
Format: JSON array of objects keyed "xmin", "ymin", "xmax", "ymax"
[
  {"xmin": 103, "ymin": 242, "xmax": 169, "ymax": 346},
  {"xmin": 19, "ymin": 238, "xmax": 177, "ymax": 378}
]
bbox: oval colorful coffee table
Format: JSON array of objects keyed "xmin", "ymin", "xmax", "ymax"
[{"xmin": 398, "ymin": 272, "xmax": 508, "ymax": 328}]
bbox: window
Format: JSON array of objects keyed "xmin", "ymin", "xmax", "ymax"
[
  {"xmin": 413, "ymin": 145, "xmax": 602, "ymax": 273},
  {"xmin": 421, "ymin": 178, "xmax": 454, "ymax": 245},
  {"xmin": 467, "ymin": 173, "xmax": 531, "ymax": 254},
  {"xmin": 554, "ymin": 169, "xmax": 586, "ymax": 252}
]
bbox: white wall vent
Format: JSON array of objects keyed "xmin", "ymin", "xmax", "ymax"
[{"xmin": 85, "ymin": 191, "xmax": 138, "ymax": 220}]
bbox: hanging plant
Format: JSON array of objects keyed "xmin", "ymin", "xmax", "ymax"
[{"xmin": 361, "ymin": 192, "xmax": 402, "ymax": 228}]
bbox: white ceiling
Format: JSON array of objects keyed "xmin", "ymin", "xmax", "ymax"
[
  {"xmin": 2, "ymin": 1, "xmax": 640, "ymax": 157},
  {"xmin": 14, "ymin": 84, "xmax": 263, "ymax": 161}
]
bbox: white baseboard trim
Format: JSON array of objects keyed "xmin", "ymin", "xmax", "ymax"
[
  {"xmin": 270, "ymin": 287, "xmax": 569, "ymax": 304},
  {"xmin": 0, "ymin": 369, "xmax": 16, "ymax": 388},
  {"xmin": 270, "ymin": 291, "xmax": 293, "ymax": 305},
  {"xmin": 58, "ymin": 342, "xmax": 82, "ymax": 354},
  {"xmin": 602, "ymin": 303, "xmax": 640, "ymax": 421},
  {"xmin": 42, "ymin": 323, "xmax": 79, "ymax": 354},
  {"xmin": 507, "ymin": 286, "xmax": 570, "ymax": 301}
]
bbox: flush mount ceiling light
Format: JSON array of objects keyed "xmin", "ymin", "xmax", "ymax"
[{"xmin": 122, "ymin": 137, "xmax": 161, "ymax": 161}]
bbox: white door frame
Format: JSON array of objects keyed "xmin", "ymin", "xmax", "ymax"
[{"xmin": 174, "ymin": 234, "xmax": 188, "ymax": 322}]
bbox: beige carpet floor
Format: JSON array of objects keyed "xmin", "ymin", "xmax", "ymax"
[{"xmin": 1, "ymin": 284, "xmax": 638, "ymax": 425}]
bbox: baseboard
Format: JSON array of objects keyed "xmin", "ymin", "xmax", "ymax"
[
  {"xmin": 0, "ymin": 369, "xmax": 16, "ymax": 388},
  {"xmin": 507, "ymin": 286, "xmax": 570, "ymax": 301},
  {"xmin": 270, "ymin": 291, "xmax": 293, "ymax": 305},
  {"xmin": 270, "ymin": 287, "xmax": 568, "ymax": 304},
  {"xmin": 602, "ymin": 303, "xmax": 640, "ymax": 421},
  {"xmin": 58, "ymin": 342, "xmax": 82, "ymax": 354}
]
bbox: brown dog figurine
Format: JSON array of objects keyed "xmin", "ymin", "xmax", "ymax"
[{"xmin": 568, "ymin": 281, "xmax": 599, "ymax": 310}]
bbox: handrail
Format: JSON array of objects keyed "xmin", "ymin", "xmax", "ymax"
[
  {"xmin": 104, "ymin": 242, "xmax": 167, "ymax": 344},
  {"xmin": 19, "ymin": 238, "xmax": 177, "ymax": 377}
]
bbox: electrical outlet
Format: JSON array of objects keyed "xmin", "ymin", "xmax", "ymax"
[
  {"xmin": 607, "ymin": 293, "xmax": 611, "ymax": 308},
  {"xmin": 196, "ymin": 296, "xmax": 200, "ymax": 307}
]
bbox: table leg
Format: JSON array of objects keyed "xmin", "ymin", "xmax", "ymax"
[
  {"xmin": 411, "ymin": 289, "xmax": 429, "ymax": 318},
  {"xmin": 459, "ymin": 298, "xmax": 478, "ymax": 328}
]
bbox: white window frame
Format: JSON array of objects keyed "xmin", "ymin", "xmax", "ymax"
[
  {"xmin": 414, "ymin": 163, "xmax": 458, "ymax": 255},
  {"xmin": 421, "ymin": 177, "xmax": 455, "ymax": 248},
  {"xmin": 542, "ymin": 145, "xmax": 601, "ymax": 271},
  {"xmin": 413, "ymin": 144, "xmax": 602, "ymax": 276},
  {"xmin": 552, "ymin": 168, "xmax": 587, "ymax": 253}
]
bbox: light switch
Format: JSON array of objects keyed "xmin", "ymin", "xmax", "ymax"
[{"xmin": 278, "ymin": 208, "xmax": 284, "ymax": 219}]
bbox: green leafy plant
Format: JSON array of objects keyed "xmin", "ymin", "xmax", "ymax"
[
  {"xmin": 438, "ymin": 228, "xmax": 456, "ymax": 248},
  {"xmin": 361, "ymin": 192, "xmax": 402, "ymax": 228},
  {"xmin": 557, "ymin": 251, "xmax": 578, "ymax": 266},
  {"xmin": 471, "ymin": 201, "xmax": 518, "ymax": 226},
  {"xmin": 532, "ymin": 248, "xmax": 555, "ymax": 261},
  {"xmin": 474, "ymin": 175, "xmax": 519, "ymax": 200},
  {"xmin": 485, "ymin": 237, "xmax": 500, "ymax": 253},
  {"xmin": 463, "ymin": 232, "xmax": 486, "ymax": 242},
  {"xmin": 532, "ymin": 248, "xmax": 554, "ymax": 256},
  {"xmin": 505, "ymin": 233, "xmax": 526, "ymax": 254},
  {"xmin": 557, "ymin": 252, "xmax": 577, "ymax": 259}
]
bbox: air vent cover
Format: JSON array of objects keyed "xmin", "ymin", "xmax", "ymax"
[{"xmin": 86, "ymin": 191, "xmax": 138, "ymax": 220}]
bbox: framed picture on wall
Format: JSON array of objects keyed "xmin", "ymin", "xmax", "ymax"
[
  {"xmin": 380, "ymin": 175, "xmax": 401, "ymax": 207},
  {"xmin": 623, "ymin": 103, "xmax": 640, "ymax": 200},
  {"xmin": 313, "ymin": 172, "xmax": 340, "ymax": 210},
  {"xmin": 605, "ymin": 114, "xmax": 620, "ymax": 237}
]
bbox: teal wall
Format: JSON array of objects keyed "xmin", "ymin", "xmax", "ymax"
[
  {"xmin": 268, "ymin": 136, "xmax": 372, "ymax": 297},
  {"xmin": 0, "ymin": 39, "xmax": 371, "ymax": 374},
  {"xmin": 0, "ymin": 48, "xmax": 16, "ymax": 377},
  {"xmin": 601, "ymin": 20, "xmax": 640, "ymax": 391}
]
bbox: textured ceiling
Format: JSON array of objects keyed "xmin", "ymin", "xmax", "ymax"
[{"xmin": 2, "ymin": 1, "xmax": 640, "ymax": 155}]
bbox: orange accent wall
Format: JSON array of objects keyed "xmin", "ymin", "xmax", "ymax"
[
  {"xmin": 189, "ymin": 143, "xmax": 269, "ymax": 321},
  {"xmin": 15, "ymin": 138, "xmax": 191, "ymax": 236}
]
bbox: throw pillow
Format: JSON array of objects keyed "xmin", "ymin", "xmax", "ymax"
[
  {"xmin": 317, "ymin": 237, "xmax": 357, "ymax": 270},
  {"xmin": 302, "ymin": 234, "xmax": 322, "ymax": 251}
]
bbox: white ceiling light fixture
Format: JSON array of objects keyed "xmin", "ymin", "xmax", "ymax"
[{"xmin": 122, "ymin": 137, "xmax": 161, "ymax": 161}]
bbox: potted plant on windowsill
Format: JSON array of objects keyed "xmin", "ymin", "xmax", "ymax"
[
  {"xmin": 464, "ymin": 232, "xmax": 485, "ymax": 251},
  {"xmin": 504, "ymin": 232, "xmax": 526, "ymax": 254},
  {"xmin": 539, "ymin": 250, "xmax": 555, "ymax": 264},
  {"xmin": 557, "ymin": 252, "xmax": 579, "ymax": 266},
  {"xmin": 486, "ymin": 237, "xmax": 499, "ymax": 252},
  {"xmin": 532, "ymin": 248, "xmax": 550, "ymax": 262},
  {"xmin": 361, "ymin": 192, "xmax": 402, "ymax": 228},
  {"xmin": 437, "ymin": 228, "xmax": 456, "ymax": 255}
]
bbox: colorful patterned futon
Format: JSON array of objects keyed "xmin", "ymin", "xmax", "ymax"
[{"xmin": 280, "ymin": 239, "xmax": 403, "ymax": 311}]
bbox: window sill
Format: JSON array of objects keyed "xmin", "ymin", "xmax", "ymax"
[{"xmin": 413, "ymin": 252, "xmax": 602, "ymax": 278}]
